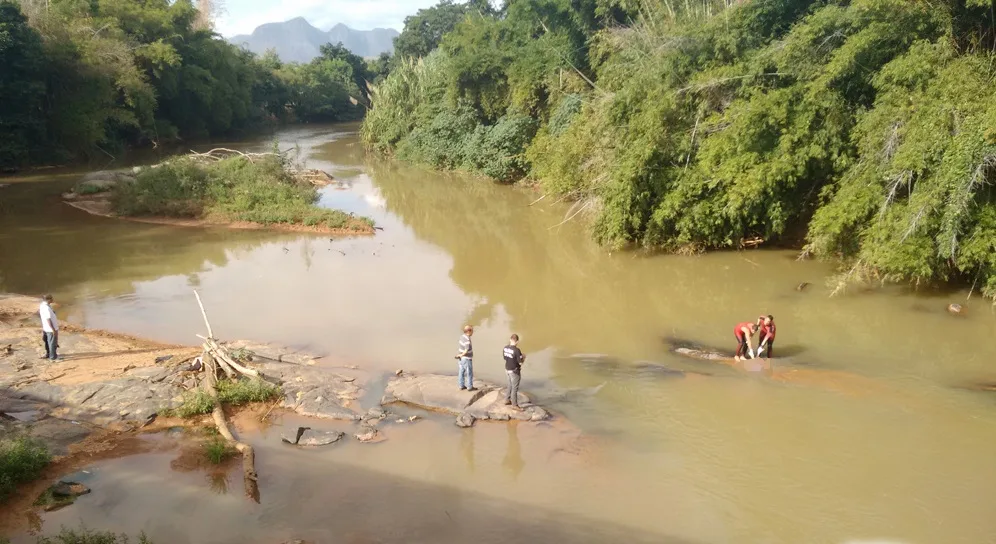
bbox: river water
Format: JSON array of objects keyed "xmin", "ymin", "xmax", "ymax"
[{"xmin": 1, "ymin": 124, "xmax": 995, "ymax": 544}]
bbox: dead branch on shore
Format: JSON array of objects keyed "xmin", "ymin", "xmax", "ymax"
[
  {"xmin": 185, "ymin": 148, "xmax": 336, "ymax": 187},
  {"xmin": 192, "ymin": 289, "xmax": 274, "ymax": 503},
  {"xmin": 187, "ymin": 148, "xmax": 283, "ymax": 164}
]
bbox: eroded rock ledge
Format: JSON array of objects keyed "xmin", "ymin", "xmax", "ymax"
[{"xmin": 382, "ymin": 373, "xmax": 550, "ymax": 427}]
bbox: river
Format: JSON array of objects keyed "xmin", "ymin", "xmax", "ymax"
[{"xmin": 1, "ymin": 124, "xmax": 995, "ymax": 544}]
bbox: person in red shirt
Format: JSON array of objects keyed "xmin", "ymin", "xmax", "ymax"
[
  {"xmin": 733, "ymin": 321, "xmax": 758, "ymax": 362},
  {"xmin": 757, "ymin": 315, "xmax": 776, "ymax": 359}
]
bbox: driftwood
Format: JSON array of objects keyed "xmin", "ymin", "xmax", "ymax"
[
  {"xmin": 192, "ymin": 290, "xmax": 262, "ymax": 503},
  {"xmin": 188, "ymin": 148, "xmax": 282, "ymax": 164}
]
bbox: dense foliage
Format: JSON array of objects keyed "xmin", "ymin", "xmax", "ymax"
[
  {"xmin": 112, "ymin": 154, "xmax": 374, "ymax": 230},
  {"xmin": 0, "ymin": 0, "xmax": 369, "ymax": 168},
  {"xmin": 363, "ymin": 0, "xmax": 996, "ymax": 295}
]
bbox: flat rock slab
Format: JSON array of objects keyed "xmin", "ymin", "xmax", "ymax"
[
  {"xmin": 254, "ymin": 360, "xmax": 362, "ymax": 421},
  {"xmin": 281, "ymin": 428, "xmax": 345, "ymax": 447},
  {"xmin": 27, "ymin": 418, "xmax": 93, "ymax": 456},
  {"xmin": 382, "ymin": 374, "xmax": 496, "ymax": 414},
  {"xmin": 383, "ymin": 373, "xmax": 550, "ymax": 423},
  {"xmin": 465, "ymin": 390, "xmax": 550, "ymax": 422}
]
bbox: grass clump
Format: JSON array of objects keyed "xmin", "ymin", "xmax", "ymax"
[
  {"xmin": 228, "ymin": 347, "xmax": 255, "ymax": 363},
  {"xmin": 202, "ymin": 438, "xmax": 236, "ymax": 465},
  {"xmin": 161, "ymin": 378, "xmax": 280, "ymax": 419},
  {"xmin": 31, "ymin": 526, "xmax": 151, "ymax": 544},
  {"xmin": 161, "ymin": 389, "xmax": 214, "ymax": 418},
  {"xmin": 217, "ymin": 378, "xmax": 281, "ymax": 406},
  {"xmin": 0, "ymin": 436, "xmax": 51, "ymax": 501},
  {"xmin": 112, "ymin": 155, "xmax": 373, "ymax": 231}
]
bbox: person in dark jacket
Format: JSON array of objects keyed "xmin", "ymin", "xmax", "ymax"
[{"xmin": 502, "ymin": 334, "xmax": 526, "ymax": 410}]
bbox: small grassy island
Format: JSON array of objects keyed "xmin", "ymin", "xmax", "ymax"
[{"xmin": 64, "ymin": 149, "xmax": 375, "ymax": 235}]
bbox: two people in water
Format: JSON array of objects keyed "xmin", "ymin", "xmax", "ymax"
[{"xmin": 733, "ymin": 315, "xmax": 775, "ymax": 362}]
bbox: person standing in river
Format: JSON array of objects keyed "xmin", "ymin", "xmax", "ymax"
[
  {"xmin": 502, "ymin": 334, "xmax": 526, "ymax": 410},
  {"xmin": 757, "ymin": 315, "xmax": 776, "ymax": 359},
  {"xmin": 733, "ymin": 320, "xmax": 757, "ymax": 362},
  {"xmin": 456, "ymin": 325, "xmax": 477, "ymax": 391},
  {"xmin": 39, "ymin": 294, "xmax": 60, "ymax": 360}
]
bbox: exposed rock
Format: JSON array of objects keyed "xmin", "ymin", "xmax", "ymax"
[
  {"xmin": 465, "ymin": 390, "xmax": 550, "ymax": 422},
  {"xmin": 26, "ymin": 418, "xmax": 92, "ymax": 456},
  {"xmin": 796, "ymin": 282, "xmax": 811, "ymax": 292},
  {"xmin": 382, "ymin": 374, "xmax": 494, "ymax": 413},
  {"xmin": 354, "ymin": 426, "xmax": 383, "ymax": 443},
  {"xmin": 455, "ymin": 412, "xmax": 476, "ymax": 428},
  {"xmin": 948, "ymin": 303, "xmax": 964, "ymax": 315},
  {"xmin": 52, "ymin": 481, "xmax": 91, "ymax": 498},
  {"xmin": 382, "ymin": 373, "xmax": 551, "ymax": 424},
  {"xmin": 251, "ymin": 357, "xmax": 362, "ymax": 421},
  {"xmin": 281, "ymin": 427, "xmax": 345, "ymax": 447}
]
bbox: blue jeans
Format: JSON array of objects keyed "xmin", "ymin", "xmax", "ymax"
[
  {"xmin": 43, "ymin": 331, "xmax": 58, "ymax": 360},
  {"xmin": 458, "ymin": 357, "xmax": 474, "ymax": 389}
]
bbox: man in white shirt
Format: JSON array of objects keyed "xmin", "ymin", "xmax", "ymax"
[{"xmin": 39, "ymin": 294, "xmax": 59, "ymax": 360}]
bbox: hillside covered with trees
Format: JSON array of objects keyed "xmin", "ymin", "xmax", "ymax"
[
  {"xmin": 363, "ymin": 0, "xmax": 996, "ymax": 296},
  {"xmin": 0, "ymin": 0, "xmax": 374, "ymax": 168}
]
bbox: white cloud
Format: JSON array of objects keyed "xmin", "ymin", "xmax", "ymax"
[{"xmin": 216, "ymin": 0, "xmax": 441, "ymax": 37}]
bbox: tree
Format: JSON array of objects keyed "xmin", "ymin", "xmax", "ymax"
[
  {"xmin": 0, "ymin": 1, "xmax": 47, "ymax": 167},
  {"xmin": 393, "ymin": 0, "xmax": 475, "ymax": 61}
]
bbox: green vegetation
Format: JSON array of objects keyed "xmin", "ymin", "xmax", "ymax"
[
  {"xmin": 0, "ymin": 435, "xmax": 51, "ymax": 501},
  {"xmin": 0, "ymin": 0, "xmax": 374, "ymax": 169},
  {"xmin": 202, "ymin": 437, "xmax": 235, "ymax": 464},
  {"xmin": 30, "ymin": 526, "xmax": 151, "ymax": 544},
  {"xmin": 364, "ymin": 0, "xmax": 996, "ymax": 296},
  {"xmin": 161, "ymin": 389, "xmax": 214, "ymax": 418},
  {"xmin": 163, "ymin": 378, "xmax": 281, "ymax": 418},
  {"xmin": 111, "ymin": 154, "xmax": 373, "ymax": 230},
  {"xmin": 228, "ymin": 347, "xmax": 255, "ymax": 363},
  {"xmin": 217, "ymin": 378, "xmax": 281, "ymax": 405}
]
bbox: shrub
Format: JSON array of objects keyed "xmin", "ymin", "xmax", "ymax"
[
  {"xmin": 0, "ymin": 436, "xmax": 50, "ymax": 501},
  {"xmin": 111, "ymin": 155, "xmax": 372, "ymax": 231}
]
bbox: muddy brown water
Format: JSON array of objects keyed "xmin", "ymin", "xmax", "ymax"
[{"xmin": 2, "ymin": 124, "xmax": 996, "ymax": 543}]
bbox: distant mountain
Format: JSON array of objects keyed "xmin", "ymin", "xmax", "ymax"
[{"xmin": 229, "ymin": 17, "xmax": 398, "ymax": 62}]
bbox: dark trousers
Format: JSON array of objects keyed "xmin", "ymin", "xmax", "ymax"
[
  {"xmin": 760, "ymin": 338, "xmax": 774, "ymax": 359},
  {"xmin": 734, "ymin": 334, "xmax": 749, "ymax": 357},
  {"xmin": 43, "ymin": 331, "xmax": 58, "ymax": 359}
]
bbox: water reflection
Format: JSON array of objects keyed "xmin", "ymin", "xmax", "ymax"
[
  {"xmin": 461, "ymin": 426, "xmax": 475, "ymax": 474},
  {"xmin": 502, "ymin": 423, "xmax": 524, "ymax": 482}
]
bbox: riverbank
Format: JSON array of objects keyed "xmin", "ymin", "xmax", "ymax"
[
  {"xmin": 0, "ymin": 293, "xmax": 560, "ymax": 527},
  {"xmin": 60, "ymin": 150, "xmax": 376, "ymax": 236}
]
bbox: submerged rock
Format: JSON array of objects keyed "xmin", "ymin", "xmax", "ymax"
[
  {"xmin": 354, "ymin": 426, "xmax": 383, "ymax": 443},
  {"xmin": 281, "ymin": 427, "xmax": 345, "ymax": 447},
  {"xmin": 52, "ymin": 481, "xmax": 90, "ymax": 498},
  {"xmin": 948, "ymin": 303, "xmax": 964, "ymax": 315},
  {"xmin": 37, "ymin": 481, "xmax": 91, "ymax": 512},
  {"xmin": 455, "ymin": 412, "xmax": 476, "ymax": 428}
]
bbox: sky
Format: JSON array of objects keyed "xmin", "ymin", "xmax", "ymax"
[{"xmin": 215, "ymin": 0, "xmax": 442, "ymax": 37}]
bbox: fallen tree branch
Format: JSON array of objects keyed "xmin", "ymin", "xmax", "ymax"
[
  {"xmin": 196, "ymin": 335, "xmax": 262, "ymax": 379},
  {"xmin": 202, "ymin": 351, "xmax": 260, "ymax": 503},
  {"xmin": 193, "ymin": 290, "xmax": 214, "ymax": 339}
]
